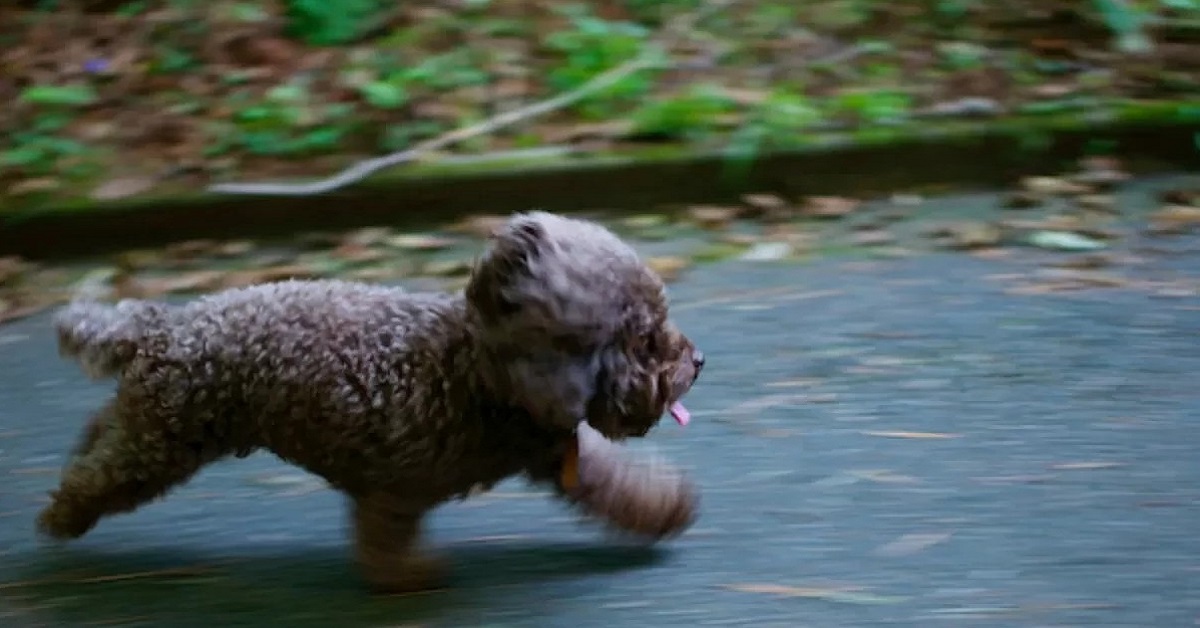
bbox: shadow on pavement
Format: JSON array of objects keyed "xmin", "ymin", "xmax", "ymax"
[{"xmin": 3, "ymin": 540, "xmax": 668, "ymax": 627}]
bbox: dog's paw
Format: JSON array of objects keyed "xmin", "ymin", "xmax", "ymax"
[
  {"xmin": 35, "ymin": 501, "xmax": 95, "ymax": 542},
  {"xmin": 361, "ymin": 552, "xmax": 449, "ymax": 595}
]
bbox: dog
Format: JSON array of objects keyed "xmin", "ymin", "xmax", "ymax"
[{"xmin": 38, "ymin": 211, "xmax": 704, "ymax": 592}]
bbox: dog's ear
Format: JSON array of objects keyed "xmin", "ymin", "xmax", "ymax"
[{"xmin": 466, "ymin": 214, "xmax": 547, "ymax": 323}]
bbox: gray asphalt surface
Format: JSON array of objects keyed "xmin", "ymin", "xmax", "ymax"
[{"xmin": 2, "ymin": 183, "xmax": 1200, "ymax": 627}]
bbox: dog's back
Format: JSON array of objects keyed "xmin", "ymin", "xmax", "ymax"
[{"xmin": 54, "ymin": 280, "xmax": 457, "ymax": 383}]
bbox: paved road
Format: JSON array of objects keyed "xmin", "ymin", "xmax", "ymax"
[{"xmin": 2, "ymin": 187, "xmax": 1200, "ymax": 627}]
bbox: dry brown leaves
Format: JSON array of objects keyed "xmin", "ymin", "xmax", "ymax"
[
  {"xmin": 721, "ymin": 583, "xmax": 906, "ymax": 604},
  {"xmin": 801, "ymin": 196, "xmax": 861, "ymax": 220}
]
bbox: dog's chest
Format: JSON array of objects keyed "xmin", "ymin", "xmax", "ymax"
[{"xmin": 437, "ymin": 422, "xmax": 557, "ymax": 500}]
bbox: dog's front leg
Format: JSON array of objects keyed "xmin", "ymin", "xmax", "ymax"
[
  {"xmin": 349, "ymin": 492, "xmax": 446, "ymax": 594},
  {"xmin": 528, "ymin": 427, "xmax": 698, "ymax": 541}
]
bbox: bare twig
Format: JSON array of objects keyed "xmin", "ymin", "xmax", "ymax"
[{"xmin": 207, "ymin": 0, "xmax": 740, "ymax": 197}]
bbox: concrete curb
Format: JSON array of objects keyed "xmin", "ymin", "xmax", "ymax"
[{"xmin": 3, "ymin": 103, "xmax": 1198, "ymax": 260}]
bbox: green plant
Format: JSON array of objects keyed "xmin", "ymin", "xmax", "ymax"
[
  {"xmin": 403, "ymin": 51, "xmax": 490, "ymax": 91},
  {"xmin": 346, "ymin": 49, "xmax": 491, "ymax": 112},
  {"xmin": 20, "ymin": 85, "xmax": 97, "ymax": 107},
  {"xmin": 931, "ymin": 0, "xmax": 982, "ymax": 29},
  {"xmin": 544, "ymin": 5, "xmax": 661, "ymax": 119},
  {"xmin": 621, "ymin": 0, "xmax": 702, "ymax": 25},
  {"xmin": 150, "ymin": 46, "xmax": 199, "ymax": 74},
  {"xmin": 285, "ymin": 0, "xmax": 388, "ymax": 46},
  {"xmin": 1093, "ymin": 0, "xmax": 1154, "ymax": 53},
  {"xmin": 4, "ymin": 81, "xmax": 106, "ymax": 179},
  {"xmin": 834, "ymin": 88, "xmax": 912, "ymax": 124},
  {"xmin": 212, "ymin": 83, "xmax": 355, "ymax": 157},
  {"xmin": 937, "ymin": 41, "xmax": 987, "ymax": 71},
  {"xmin": 116, "ymin": 1, "xmax": 148, "ymax": 17},
  {"xmin": 721, "ymin": 89, "xmax": 824, "ymax": 181},
  {"xmin": 630, "ymin": 84, "xmax": 737, "ymax": 139},
  {"xmin": 2, "ymin": 113, "xmax": 94, "ymax": 178},
  {"xmin": 746, "ymin": 2, "xmax": 801, "ymax": 36},
  {"xmin": 379, "ymin": 120, "xmax": 447, "ymax": 152}
]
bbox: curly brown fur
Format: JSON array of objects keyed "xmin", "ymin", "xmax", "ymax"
[
  {"xmin": 39, "ymin": 211, "xmax": 705, "ymax": 593},
  {"xmin": 567, "ymin": 422, "xmax": 698, "ymax": 540}
]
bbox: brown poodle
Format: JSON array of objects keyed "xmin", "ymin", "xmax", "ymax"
[{"xmin": 38, "ymin": 211, "xmax": 705, "ymax": 593}]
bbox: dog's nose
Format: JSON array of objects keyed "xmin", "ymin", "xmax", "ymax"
[{"xmin": 692, "ymin": 350, "xmax": 705, "ymax": 372}]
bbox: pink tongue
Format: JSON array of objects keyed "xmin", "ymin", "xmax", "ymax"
[{"xmin": 669, "ymin": 401, "xmax": 691, "ymax": 426}]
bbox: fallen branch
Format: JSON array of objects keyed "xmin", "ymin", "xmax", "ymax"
[{"xmin": 207, "ymin": 0, "xmax": 740, "ymax": 197}]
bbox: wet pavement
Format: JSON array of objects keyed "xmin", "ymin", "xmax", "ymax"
[{"xmin": 2, "ymin": 184, "xmax": 1200, "ymax": 627}]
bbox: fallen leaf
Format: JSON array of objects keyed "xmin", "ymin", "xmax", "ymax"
[
  {"xmin": 386, "ymin": 234, "xmax": 456, "ymax": 251},
  {"xmin": 164, "ymin": 239, "xmax": 221, "ymax": 260},
  {"xmin": 721, "ymin": 583, "xmax": 905, "ymax": 605},
  {"xmin": 343, "ymin": 227, "xmax": 393, "ymax": 247},
  {"xmin": 90, "ymin": 176, "xmax": 156, "ymax": 201},
  {"xmin": 719, "ymin": 233, "xmax": 761, "ymax": 247},
  {"xmin": 331, "ymin": 243, "xmax": 390, "ymax": 264},
  {"xmin": 0, "ymin": 299, "xmax": 53, "ymax": 324},
  {"xmin": 620, "ymin": 214, "xmax": 670, "ymax": 230},
  {"xmin": 1148, "ymin": 205, "xmax": 1200, "ymax": 235},
  {"xmin": 421, "ymin": 260, "xmax": 473, "ymax": 277},
  {"xmin": 0, "ymin": 257, "xmax": 30, "ymax": 287},
  {"xmin": 1026, "ymin": 230, "xmax": 1106, "ymax": 251},
  {"xmin": 1072, "ymin": 157, "xmax": 1130, "ymax": 189},
  {"xmin": 1031, "ymin": 82, "xmax": 1077, "ymax": 98},
  {"xmin": 347, "ymin": 267, "xmax": 405, "ymax": 282},
  {"xmin": 873, "ymin": 531, "xmax": 954, "ymax": 557},
  {"xmin": 214, "ymin": 240, "xmax": 256, "ymax": 257},
  {"xmin": 1021, "ymin": 175, "xmax": 1090, "ymax": 196},
  {"xmin": 738, "ymin": 241, "xmax": 792, "ymax": 262},
  {"xmin": 1049, "ymin": 253, "xmax": 1114, "ymax": 270},
  {"xmin": 687, "ymin": 205, "xmax": 737, "ymax": 230},
  {"xmin": 219, "ymin": 265, "xmax": 322, "ymax": 288},
  {"xmin": 890, "ymin": 193, "xmax": 923, "ymax": 206},
  {"xmin": 851, "ymin": 229, "xmax": 894, "ymax": 246},
  {"xmin": 448, "ymin": 214, "xmax": 509, "ymax": 238},
  {"xmin": 1158, "ymin": 188, "xmax": 1199, "ymax": 206},
  {"xmin": 722, "ymin": 393, "xmax": 817, "ymax": 416},
  {"xmin": 802, "ymin": 196, "xmax": 860, "ymax": 219},
  {"xmin": 1038, "ymin": 268, "xmax": 1130, "ymax": 287},
  {"xmin": 647, "ymin": 256, "xmax": 690, "ymax": 282},
  {"xmin": 1002, "ymin": 191, "xmax": 1042, "ymax": 209},
  {"xmin": 968, "ymin": 247, "xmax": 1011, "ymax": 259},
  {"xmin": 1048, "ymin": 461, "xmax": 1126, "ymax": 470},
  {"xmin": 861, "ymin": 430, "xmax": 961, "ymax": 439},
  {"xmin": 741, "ymin": 193, "xmax": 791, "ymax": 220},
  {"xmin": 849, "ymin": 469, "xmax": 920, "ymax": 484},
  {"xmin": 245, "ymin": 472, "xmax": 316, "ymax": 488},
  {"xmin": 6, "ymin": 178, "xmax": 60, "ymax": 196},
  {"xmin": 1074, "ymin": 194, "xmax": 1117, "ymax": 213},
  {"xmin": 926, "ymin": 222, "xmax": 1004, "ymax": 250},
  {"xmin": 134, "ymin": 270, "xmax": 225, "ymax": 296},
  {"xmin": 764, "ymin": 377, "xmax": 823, "ymax": 388},
  {"xmin": 741, "ymin": 193, "xmax": 787, "ymax": 210}
]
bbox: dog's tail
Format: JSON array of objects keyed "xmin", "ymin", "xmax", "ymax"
[{"xmin": 54, "ymin": 299, "xmax": 169, "ymax": 379}]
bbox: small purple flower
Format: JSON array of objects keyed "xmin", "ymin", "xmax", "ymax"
[{"xmin": 84, "ymin": 59, "xmax": 109, "ymax": 74}]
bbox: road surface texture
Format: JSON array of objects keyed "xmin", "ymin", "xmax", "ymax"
[{"xmin": 2, "ymin": 180, "xmax": 1200, "ymax": 627}]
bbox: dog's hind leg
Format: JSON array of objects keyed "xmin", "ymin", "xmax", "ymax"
[
  {"xmin": 36, "ymin": 413, "xmax": 214, "ymax": 541},
  {"xmin": 65, "ymin": 396, "xmax": 117, "ymax": 465},
  {"xmin": 350, "ymin": 492, "xmax": 447, "ymax": 594}
]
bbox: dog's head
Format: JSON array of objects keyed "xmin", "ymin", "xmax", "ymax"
[{"xmin": 466, "ymin": 211, "xmax": 703, "ymax": 439}]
